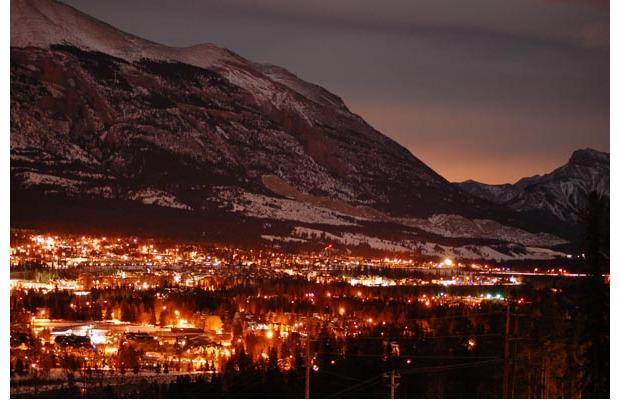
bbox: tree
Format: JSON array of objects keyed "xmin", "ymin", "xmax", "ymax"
[
  {"xmin": 579, "ymin": 191, "xmax": 610, "ymax": 398},
  {"xmin": 118, "ymin": 345, "xmax": 140, "ymax": 372},
  {"xmin": 61, "ymin": 353, "xmax": 81, "ymax": 376},
  {"xmin": 15, "ymin": 357, "xmax": 24, "ymax": 376},
  {"xmin": 267, "ymin": 347, "xmax": 279, "ymax": 372},
  {"xmin": 39, "ymin": 352, "xmax": 56, "ymax": 378},
  {"xmin": 293, "ymin": 344, "xmax": 305, "ymax": 371},
  {"xmin": 120, "ymin": 300, "xmax": 137, "ymax": 322},
  {"xmin": 150, "ymin": 308, "xmax": 157, "ymax": 325},
  {"xmin": 159, "ymin": 310, "xmax": 169, "ymax": 327}
]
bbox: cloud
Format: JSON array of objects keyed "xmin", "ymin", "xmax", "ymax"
[
  {"xmin": 202, "ymin": 0, "xmax": 609, "ymax": 50},
  {"xmin": 576, "ymin": 22, "xmax": 610, "ymax": 48},
  {"xmin": 546, "ymin": 0, "xmax": 609, "ymax": 9}
]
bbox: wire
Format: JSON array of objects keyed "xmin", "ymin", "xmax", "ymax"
[
  {"xmin": 399, "ymin": 358, "xmax": 503, "ymax": 375},
  {"xmin": 317, "ymin": 352, "xmax": 500, "ymax": 360},
  {"xmin": 325, "ymin": 373, "xmax": 384, "ymax": 399},
  {"xmin": 317, "ymin": 369, "xmax": 363, "ymax": 382},
  {"xmin": 323, "ymin": 359, "xmax": 503, "ymax": 398},
  {"xmin": 224, "ymin": 375, "xmax": 266, "ymax": 396},
  {"xmin": 350, "ymin": 332, "xmax": 503, "ymax": 340},
  {"xmin": 512, "ymin": 313, "xmax": 572, "ymax": 320},
  {"xmin": 395, "ymin": 311, "xmax": 505, "ymax": 323}
]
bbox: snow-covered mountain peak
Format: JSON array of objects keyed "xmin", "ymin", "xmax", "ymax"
[
  {"xmin": 568, "ymin": 148, "xmax": 609, "ymax": 168},
  {"xmin": 457, "ymin": 148, "xmax": 609, "ymax": 224},
  {"xmin": 12, "ymin": 0, "xmax": 248, "ymax": 67},
  {"xmin": 12, "ymin": 0, "xmax": 153, "ymax": 56},
  {"xmin": 11, "ymin": 0, "xmax": 352, "ymax": 115}
]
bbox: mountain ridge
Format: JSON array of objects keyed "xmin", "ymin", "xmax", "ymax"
[{"xmin": 456, "ymin": 148, "xmax": 609, "ymax": 223}]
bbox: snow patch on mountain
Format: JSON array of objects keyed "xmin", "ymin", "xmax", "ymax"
[
  {"xmin": 212, "ymin": 188, "xmax": 359, "ymax": 226},
  {"xmin": 261, "ymin": 235, "xmax": 308, "ymax": 243},
  {"xmin": 86, "ymin": 185, "xmax": 115, "ymax": 199},
  {"xmin": 399, "ymin": 214, "xmax": 567, "ymax": 246},
  {"xmin": 255, "ymin": 64, "xmax": 346, "ymax": 110},
  {"xmin": 290, "ymin": 227, "xmax": 566, "ymax": 261},
  {"xmin": 129, "ymin": 188, "xmax": 191, "ymax": 210},
  {"xmin": 18, "ymin": 171, "xmax": 81, "ymax": 188}
]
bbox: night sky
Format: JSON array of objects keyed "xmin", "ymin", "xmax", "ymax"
[{"xmin": 62, "ymin": 0, "xmax": 609, "ymax": 184}]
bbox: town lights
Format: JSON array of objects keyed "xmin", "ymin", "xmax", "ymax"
[
  {"xmin": 266, "ymin": 330, "xmax": 274, "ymax": 339},
  {"xmin": 339, "ymin": 307, "xmax": 345, "ymax": 316}
]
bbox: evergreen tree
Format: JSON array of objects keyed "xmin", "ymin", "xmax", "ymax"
[{"xmin": 580, "ymin": 191, "xmax": 610, "ymax": 398}]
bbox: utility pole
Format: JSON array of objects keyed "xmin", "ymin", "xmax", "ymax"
[
  {"xmin": 540, "ymin": 356, "xmax": 547, "ymax": 399},
  {"xmin": 511, "ymin": 312, "xmax": 519, "ymax": 398},
  {"xmin": 305, "ymin": 334, "xmax": 311, "ymax": 399},
  {"xmin": 33, "ymin": 368, "xmax": 38, "ymax": 397},
  {"xmin": 384, "ymin": 369, "xmax": 400, "ymax": 399},
  {"xmin": 503, "ymin": 300, "xmax": 511, "ymax": 398}
]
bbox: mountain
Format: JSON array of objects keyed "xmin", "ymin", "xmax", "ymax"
[
  {"xmin": 457, "ymin": 148, "xmax": 609, "ymax": 224},
  {"xmin": 10, "ymin": 0, "xmax": 573, "ymax": 261}
]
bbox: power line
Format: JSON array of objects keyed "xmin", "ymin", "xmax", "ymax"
[
  {"xmin": 398, "ymin": 358, "xmax": 503, "ymax": 375},
  {"xmin": 403, "ymin": 311, "xmax": 505, "ymax": 322},
  {"xmin": 317, "ymin": 352, "xmax": 501, "ymax": 360},
  {"xmin": 350, "ymin": 332, "xmax": 503, "ymax": 340},
  {"xmin": 326, "ymin": 373, "xmax": 384, "ymax": 399},
  {"xmin": 324, "ymin": 359, "xmax": 504, "ymax": 399},
  {"xmin": 317, "ymin": 370, "xmax": 363, "ymax": 382}
]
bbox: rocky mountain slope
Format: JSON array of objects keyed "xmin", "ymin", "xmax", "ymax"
[
  {"xmin": 457, "ymin": 149, "xmax": 609, "ymax": 224},
  {"xmin": 10, "ymin": 0, "xmax": 582, "ymax": 261}
]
